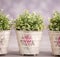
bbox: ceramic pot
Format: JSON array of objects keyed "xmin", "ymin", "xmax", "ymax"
[
  {"xmin": 49, "ymin": 31, "xmax": 60, "ymax": 55},
  {"xmin": 0, "ymin": 30, "xmax": 10, "ymax": 55},
  {"xmin": 16, "ymin": 31, "xmax": 42, "ymax": 55}
]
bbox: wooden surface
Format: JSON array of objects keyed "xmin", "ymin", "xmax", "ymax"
[{"xmin": 0, "ymin": 50, "xmax": 59, "ymax": 57}]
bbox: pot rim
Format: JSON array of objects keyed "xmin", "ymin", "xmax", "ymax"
[
  {"xmin": 16, "ymin": 30, "xmax": 43, "ymax": 32},
  {"xmin": 0, "ymin": 30, "xmax": 11, "ymax": 32},
  {"xmin": 48, "ymin": 30, "xmax": 60, "ymax": 32},
  {"xmin": 48, "ymin": 30, "xmax": 60, "ymax": 34}
]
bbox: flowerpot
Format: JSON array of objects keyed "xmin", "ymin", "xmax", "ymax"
[
  {"xmin": 16, "ymin": 30, "xmax": 42, "ymax": 55},
  {"xmin": 49, "ymin": 31, "xmax": 60, "ymax": 55},
  {"xmin": 0, "ymin": 30, "xmax": 10, "ymax": 55}
]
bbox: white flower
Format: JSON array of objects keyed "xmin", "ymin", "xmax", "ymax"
[
  {"xmin": 0, "ymin": 9, "xmax": 4, "ymax": 12},
  {"xmin": 6, "ymin": 14, "xmax": 10, "ymax": 18}
]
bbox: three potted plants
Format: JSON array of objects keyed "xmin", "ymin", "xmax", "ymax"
[
  {"xmin": 1, "ymin": 9, "xmax": 60, "ymax": 56},
  {"xmin": 15, "ymin": 10, "xmax": 44, "ymax": 55},
  {"xmin": 49, "ymin": 11, "xmax": 60, "ymax": 55},
  {"xmin": 0, "ymin": 10, "xmax": 11, "ymax": 55}
]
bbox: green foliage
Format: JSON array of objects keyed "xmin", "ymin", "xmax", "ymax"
[
  {"xmin": 49, "ymin": 11, "xmax": 60, "ymax": 31},
  {"xmin": 15, "ymin": 10, "xmax": 44, "ymax": 31},
  {"xmin": 0, "ymin": 11, "xmax": 11, "ymax": 30}
]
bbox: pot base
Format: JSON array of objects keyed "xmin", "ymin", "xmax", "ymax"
[
  {"xmin": 0, "ymin": 54, "xmax": 6, "ymax": 56},
  {"xmin": 20, "ymin": 54, "xmax": 39, "ymax": 56}
]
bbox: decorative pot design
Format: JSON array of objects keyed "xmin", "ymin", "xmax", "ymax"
[
  {"xmin": 0, "ymin": 30, "xmax": 10, "ymax": 55},
  {"xmin": 16, "ymin": 31, "xmax": 42, "ymax": 55},
  {"xmin": 49, "ymin": 31, "xmax": 60, "ymax": 55}
]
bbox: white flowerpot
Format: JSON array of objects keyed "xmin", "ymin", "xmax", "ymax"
[
  {"xmin": 49, "ymin": 31, "xmax": 60, "ymax": 55},
  {"xmin": 0, "ymin": 30, "xmax": 10, "ymax": 55},
  {"xmin": 16, "ymin": 31, "xmax": 42, "ymax": 55}
]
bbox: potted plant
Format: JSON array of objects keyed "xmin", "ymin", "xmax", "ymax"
[
  {"xmin": 15, "ymin": 10, "xmax": 44, "ymax": 55},
  {"xmin": 49, "ymin": 11, "xmax": 60, "ymax": 55},
  {"xmin": 0, "ymin": 10, "xmax": 11, "ymax": 55}
]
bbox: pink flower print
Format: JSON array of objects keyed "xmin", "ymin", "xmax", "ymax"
[
  {"xmin": 57, "ymin": 37, "xmax": 60, "ymax": 47},
  {"xmin": 22, "ymin": 34, "xmax": 32, "ymax": 46}
]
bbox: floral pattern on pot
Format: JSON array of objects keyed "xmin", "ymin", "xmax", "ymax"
[
  {"xmin": 57, "ymin": 37, "xmax": 60, "ymax": 47},
  {"xmin": 53, "ymin": 36, "xmax": 60, "ymax": 47},
  {"xmin": 21, "ymin": 34, "xmax": 34, "ymax": 46}
]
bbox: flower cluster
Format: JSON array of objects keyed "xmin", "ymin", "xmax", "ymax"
[
  {"xmin": 49, "ymin": 11, "xmax": 60, "ymax": 31},
  {"xmin": 15, "ymin": 10, "xmax": 44, "ymax": 31},
  {"xmin": 0, "ymin": 11, "xmax": 10, "ymax": 30}
]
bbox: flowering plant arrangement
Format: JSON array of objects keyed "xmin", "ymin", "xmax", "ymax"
[
  {"xmin": 15, "ymin": 10, "xmax": 44, "ymax": 31},
  {"xmin": 0, "ymin": 10, "xmax": 11, "ymax": 30},
  {"xmin": 49, "ymin": 11, "xmax": 60, "ymax": 31}
]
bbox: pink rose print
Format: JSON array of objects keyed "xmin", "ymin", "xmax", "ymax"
[
  {"xmin": 57, "ymin": 37, "xmax": 60, "ymax": 47},
  {"xmin": 22, "ymin": 34, "xmax": 34, "ymax": 46}
]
